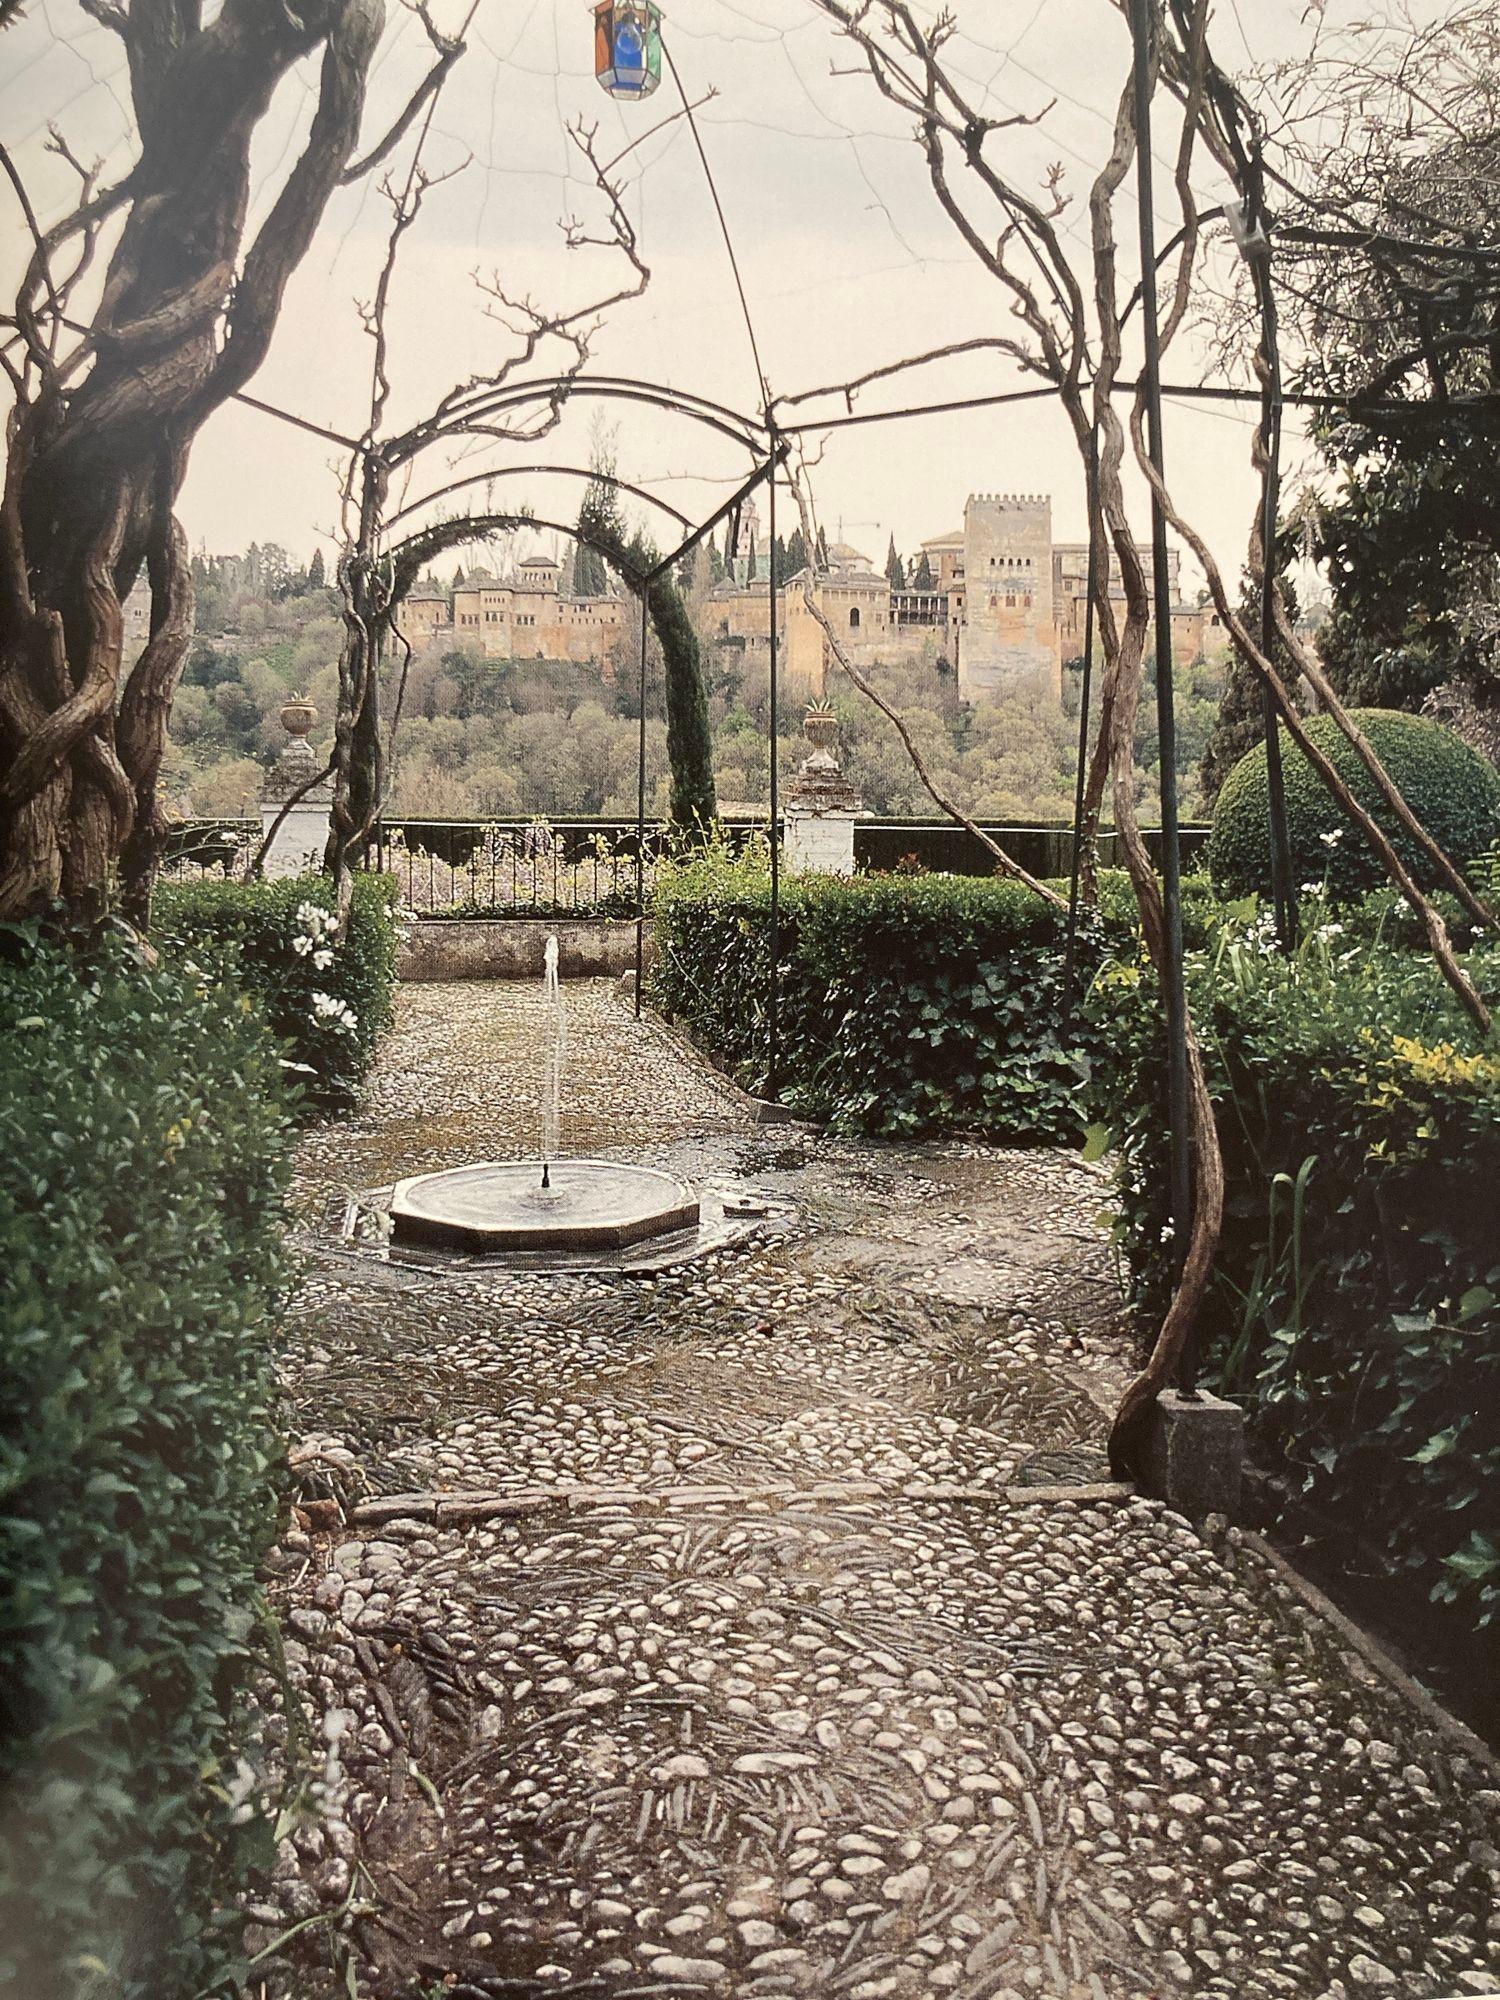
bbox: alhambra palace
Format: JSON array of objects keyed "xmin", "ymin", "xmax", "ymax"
[{"xmin": 396, "ymin": 490, "xmax": 1233, "ymax": 699}]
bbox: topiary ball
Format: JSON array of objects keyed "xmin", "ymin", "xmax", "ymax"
[{"xmin": 1207, "ymin": 707, "xmax": 1500, "ymax": 903}]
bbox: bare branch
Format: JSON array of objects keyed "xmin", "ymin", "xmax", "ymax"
[{"xmin": 339, "ymin": 0, "xmax": 467, "ymax": 185}]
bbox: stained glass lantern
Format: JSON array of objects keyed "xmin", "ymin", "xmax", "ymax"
[{"xmin": 593, "ymin": 1, "xmax": 663, "ymax": 100}]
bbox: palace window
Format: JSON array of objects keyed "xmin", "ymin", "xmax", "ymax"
[{"xmin": 849, "ymin": 606, "xmax": 861, "ymax": 630}]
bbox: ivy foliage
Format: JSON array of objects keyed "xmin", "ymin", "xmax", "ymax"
[
  {"xmin": 1088, "ymin": 894, "xmax": 1500, "ymax": 1640},
  {"xmin": 0, "ymin": 930, "xmax": 293, "ymax": 1999},
  {"xmin": 1208, "ymin": 707, "xmax": 1500, "ymax": 902},
  {"xmin": 652, "ymin": 845, "xmax": 1142, "ymax": 1141},
  {"xmin": 577, "ymin": 488, "xmax": 716, "ymax": 834},
  {"xmin": 153, "ymin": 872, "xmax": 398, "ymax": 1110}
]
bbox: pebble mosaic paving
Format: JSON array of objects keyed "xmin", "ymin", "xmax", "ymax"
[{"xmin": 254, "ymin": 981, "xmax": 1500, "ymax": 2000}]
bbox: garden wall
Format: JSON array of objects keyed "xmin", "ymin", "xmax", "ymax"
[{"xmin": 399, "ymin": 915, "xmax": 648, "ymax": 982}]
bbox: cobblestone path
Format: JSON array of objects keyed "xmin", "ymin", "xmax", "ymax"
[{"xmin": 257, "ymin": 982, "xmax": 1500, "ymax": 2000}]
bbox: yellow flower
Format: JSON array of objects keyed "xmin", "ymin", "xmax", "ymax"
[{"xmin": 1390, "ymin": 1035, "xmax": 1494, "ymax": 1089}]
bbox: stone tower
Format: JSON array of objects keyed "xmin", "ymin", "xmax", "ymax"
[{"xmin": 959, "ymin": 493, "xmax": 1059, "ymax": 702}]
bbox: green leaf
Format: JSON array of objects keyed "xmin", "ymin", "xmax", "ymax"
[
  {"xmin": 1080, "ymin": 1123, "xmax": 1112, "ymax": 1164},
  {"xmin": 1443, "ymin": 1532, "xmax": 1500, "ymax": 1584},
  {"xmin": 1409, "ymin": 1427, "xmax": 1458, "ymax": 1465}
]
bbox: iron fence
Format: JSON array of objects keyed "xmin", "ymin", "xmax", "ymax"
[
  {"xmin": 376, "ymin": 818, "xmax": 664, "ymax": 916},
  {"xmin": 157, "ymin": 818, "xmax": 259, "ymax": 880},
  {"xmin": 155, "ymin": 813, "xmax": 1210, "ymax": 910}
]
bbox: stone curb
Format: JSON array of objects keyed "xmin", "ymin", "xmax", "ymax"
[
  {"xmin": 350, "ymin": 1476, "xmax": 1136, "ymax": 1529},
  {"xmin": 624, "ymin": 996, "xmax": 816, "ymax": 1131},
  {"xmin": 1235, "ymin": 1527, "xmax": 1500, "ymax": 1783}
]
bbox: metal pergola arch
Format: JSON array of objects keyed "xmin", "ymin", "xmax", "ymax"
[
  {"xmin": 385, "ymin": 464, "xmax": 695, "ymax": 535},
  {"xmin": 211, "ymin": 6, "xmax": 1487, "ymax": 1403},
  {"xmin": 372, "ymin": 385, "xmax": 787, "ymax": 1033}
]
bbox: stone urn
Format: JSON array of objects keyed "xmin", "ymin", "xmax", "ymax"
[
  {"xmin": 803, "ymin": 702, "xmax": 839, "ymax": 753},
  {"xmin": 280, "ymin": 694, "xmax": 317, "ymax": 739}
]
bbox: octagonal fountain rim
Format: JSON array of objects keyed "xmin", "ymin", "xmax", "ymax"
[{"xmin": 388, "ymin": 1156, "xmax": 701, "ymax": 1255}]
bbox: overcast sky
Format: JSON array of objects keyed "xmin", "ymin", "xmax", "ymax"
[{"xmin": 2, "ymin": 0, "xmax": 1348, "ymax": 587}]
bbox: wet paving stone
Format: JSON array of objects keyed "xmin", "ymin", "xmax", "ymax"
[{"xmin": 252, "ymin": 981, "xmax": 1500, "ymax": 1999}]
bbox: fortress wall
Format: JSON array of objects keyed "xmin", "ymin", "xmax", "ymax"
[{"xmin": 959, "ymin": 494, "xmax": 1059, "ymax": 701}]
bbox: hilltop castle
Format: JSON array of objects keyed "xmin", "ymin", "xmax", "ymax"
[
  {"xmin": 711, "ymin": 491, "xmax": 1227, "ymax": 697},
  {"xmin": 386, "ymin": 490, "xmax": 1230, "ymax": 699}
]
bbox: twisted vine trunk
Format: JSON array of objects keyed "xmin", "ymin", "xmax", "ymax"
[
  {"xmin": 0, "ymin": 0, "xmax": 382, "ymax": 926},
  {"xmin": 578, "ymin": 506, "xmax": 717, "ymax": 835}
]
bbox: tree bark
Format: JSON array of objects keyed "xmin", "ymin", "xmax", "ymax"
[{"xmin": 0, "ymin": 0, "xmax": 384, "ymax": 926}]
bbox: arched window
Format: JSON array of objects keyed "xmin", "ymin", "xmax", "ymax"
[{"xmin": 849, "ymin": 606, "xmax": 861, "ymax": 630}]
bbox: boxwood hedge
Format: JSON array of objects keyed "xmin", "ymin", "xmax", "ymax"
[
  {"xmin": 153, "ymin": 872, "xmax": 398, "ymax": 1111},
  {"xmin": 0, "ymin": 929, "xmax": 293, "ymax": 1998},
  {"xmin": 1208, "ymin": 707, "xmax": 1500, "ymax": 903},
  {"xmin": 652, "ymin": 849, "xmax": 1153, "ymax": 1141}
]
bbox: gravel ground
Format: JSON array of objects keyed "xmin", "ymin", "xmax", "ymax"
[{"xmin": 252, "ymin": 980, "xmax": 1500, "ymax": 2000}]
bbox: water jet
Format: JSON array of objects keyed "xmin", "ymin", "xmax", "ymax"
[{"xmin": 387, "ymin": 934, "xmax": 700, "ymax": 1258}]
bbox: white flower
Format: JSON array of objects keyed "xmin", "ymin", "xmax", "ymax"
[
  {"xmin": 1318, "ymin": 828, "xmax": 1344, "ymax": 848},
  {"xmin": 313, "ymin": 948, "xmax": 334, "ymax": 970},
  {"xmin": 310, "ymin": 991, "xmax": 358, "ymax": 1033},
  {"xmin": 292, "ymin": 934, "xmax": 313, "ymax": 956},
  {"xmin": 225, "ymin": 1756, "xmax": 260, "ymax": 1826},
  {"xmin": 1299, "ymin": 881, "xmax": 1322, "ymax": 896}
]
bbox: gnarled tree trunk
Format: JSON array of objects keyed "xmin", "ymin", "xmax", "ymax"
[{"xmin": 0, "ymin": 0, "xmax": 384, "ymax": 927}]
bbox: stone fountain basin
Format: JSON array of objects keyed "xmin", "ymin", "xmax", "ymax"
[{"xmin": 388, "ymin": 1159, "xmax": 700, "ymax": 1254}]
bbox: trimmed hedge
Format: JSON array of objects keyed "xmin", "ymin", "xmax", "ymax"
[
  {"xmin": 0, "ymin": 931, "xmax": 293, "ymax": 1998},
  {"xmin": 1208, "ymin": 707, "xmax": 1500, "ymax": 904},
  {"xmin": 1089, "ymin": 913, "xmax": 1500, "ymax": 1645},
  {"xmin": 154, "ymin": 872, "xmax": 398, "ymax": 1110},
  {"xmin": 652, "ymin": 849, "xmax": 1141, "ymax": 1141}
]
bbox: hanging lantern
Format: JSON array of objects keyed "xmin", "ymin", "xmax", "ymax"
[{"xmin": 593, "ymin": 1, "xmax": 663, "ymax": 100}]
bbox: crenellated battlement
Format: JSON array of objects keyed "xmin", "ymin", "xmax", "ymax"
[{"xmin": 965, "ymin": 492, "xmax": 1052, "ymax": 510}]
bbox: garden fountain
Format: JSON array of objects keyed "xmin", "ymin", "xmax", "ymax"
[{"xmin": 387, "ymin": 936, "xmax": 700, "ymax": 1255}]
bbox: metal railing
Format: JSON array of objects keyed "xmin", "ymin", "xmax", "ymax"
[
  {"xmin": 155, "ymin": 813, "xmax": 1210, "ymax": 910},
  {"xmin": 157, "ymin": 818, "xmax": 259, "ymax": 880},
  {"xmin": 376, "ymin": 818, "xmax": 661, "ymax": 916}
]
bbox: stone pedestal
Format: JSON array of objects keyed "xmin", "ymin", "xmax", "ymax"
[
  {"xmin": 782, "ymin": 703, "xmax": 865, "ymax": 877},
  {"xmin": 262, "ymin": 696, "xmax": 332, "ymax": 878},
  {"xmin": 1140, "ymin": 1388, "xmax": 1245, "ymax": 1520}
]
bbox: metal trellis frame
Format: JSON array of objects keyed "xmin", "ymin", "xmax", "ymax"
[{"xmin": 1128, "ymin": 0, "xmax": 1194, "ymax": 1379}]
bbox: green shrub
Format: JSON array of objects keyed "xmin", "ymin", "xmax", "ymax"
[
  {"xmin": 1207, "ymin": 707, "xmax": 1500, "ymax": 903},
  {"xmin": 652, "ymin": 846, "xmax": 1137, "ymax": 1141},
  {"xmin": 0, "ymin": 930, "xmax": 293, "ymax": 1999},
  {"xmin": 154, "ymin": 872, "xmax": 398, "ymax": 1109},
  {"xmin": 1089, "ymin": 906, "xmax": 1500, "ymax": 1639}
]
